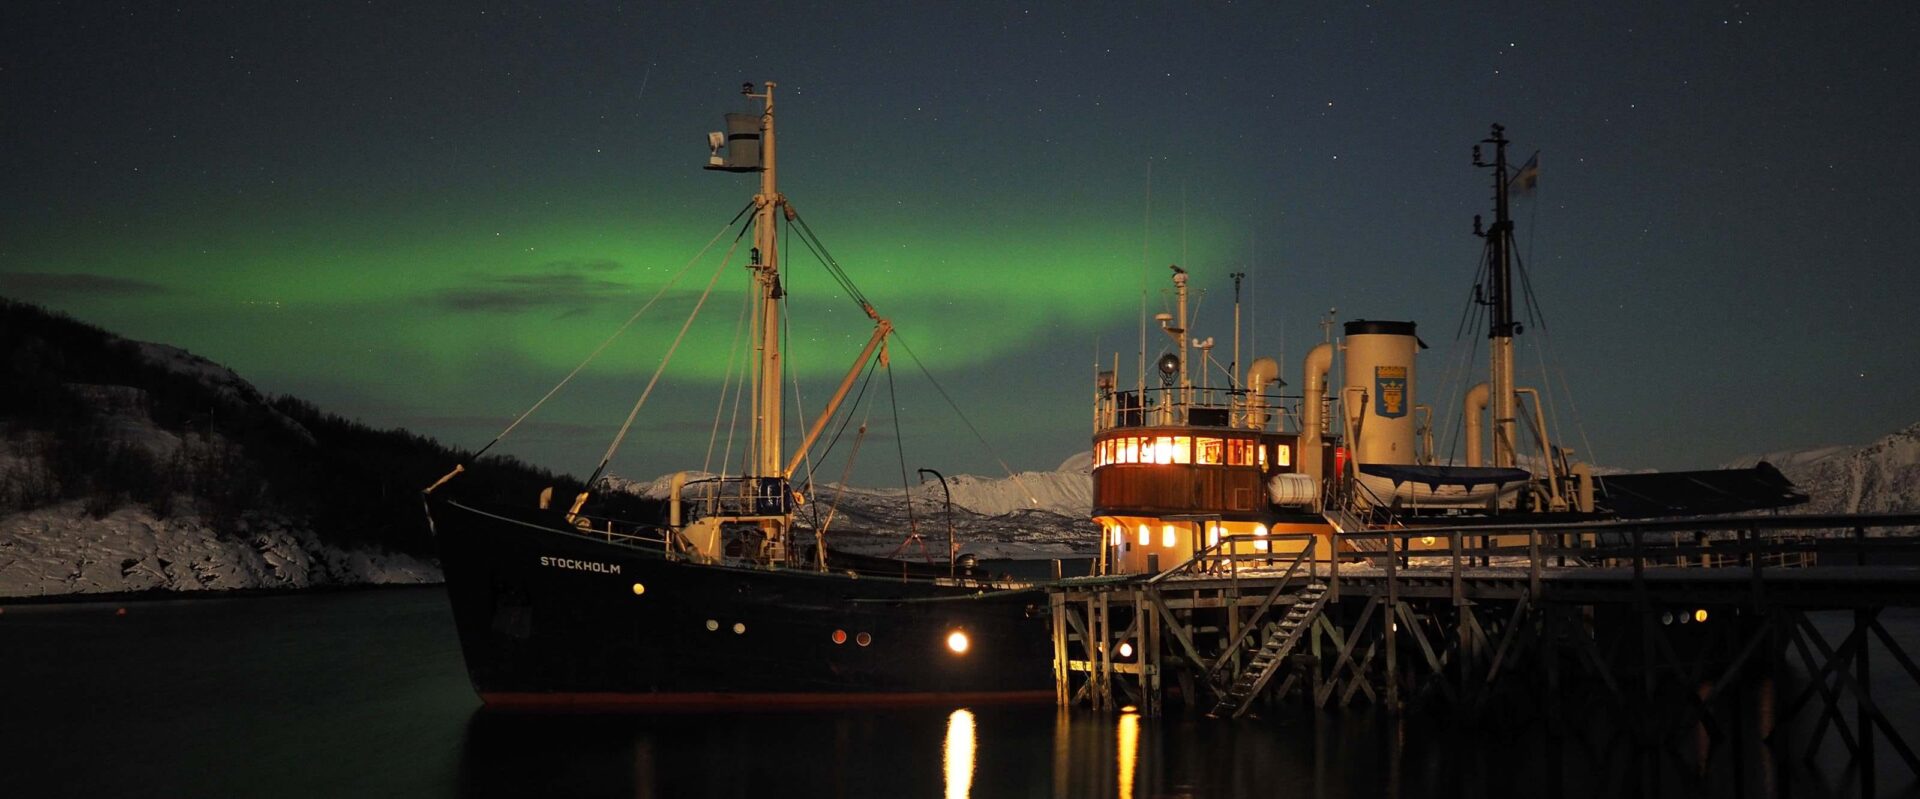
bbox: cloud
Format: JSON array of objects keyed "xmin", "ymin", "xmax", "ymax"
[
  {"xmin": 431, "ymin": 259, "xmax": 630, "ymax": 314},
  {"xmin": 0, "ymin": 271, "xmax": 167, "ymax": 298}
]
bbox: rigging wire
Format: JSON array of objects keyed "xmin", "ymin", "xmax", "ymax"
[
  {"xmin": 781, "ymin": 221, "xmax": 820, "ymax": 493},
  {"xmin": 586, "ymin": 220, "xmax": 752, "ymax": 486},
  {"xmin": 801, "ymin": 355, "xmax": 876, "ymax": 533},
  {"xmin": 816, "ymin": 406, "xmax": 874, "ymax": 542},
  {"xmin": 703, "ymin": 272, "xmax": 757, "ymax": 476},
  {"xmin": 787, "ymin": 196, "xmax": 1035, "ymax": 505},
  {"xmin": 891, "ymin": 332, "xmax": 1041, "ymax": 505},
  {"xmin": 804, "ymin": 352, "xmax": 882, "ymax": 488},
  {"xmin": 1434, "ymin": 247, "xmax": 1491, "ymax": 466},
  {"xmin": 884, "ymin": 355, "xmax": 922, "ymax": 556},
  {"xmin": 1516, "ymin": 190, "xmax": 1599, "ymax": 467},
  {"xmin": 458, "ymin": 202, "xmax": 753, "ymax": 467},
  {"xmin": 787, "ymin": 210, "xmax": 871, "ymax": 312},
  {"xmin": 718, "ymin": 296, "xmax": 755, "ymax": 493}
]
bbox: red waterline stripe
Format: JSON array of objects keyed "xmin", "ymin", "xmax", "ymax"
[{"xmin": 480, "ymin": 689, "xmax": 1055, "ymax": 711}]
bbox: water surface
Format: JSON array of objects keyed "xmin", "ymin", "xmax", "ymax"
[{"xmin": 2, "ymin": 589, "xmax": 1913, "ymax": 797}]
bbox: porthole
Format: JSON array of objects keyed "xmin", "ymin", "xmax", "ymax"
[
  {"xmin": 832, "ymin": 629, "xmax": 848, "ymax": 645},
  {"xmin": 631, "ymin": 583, "xmax": 646, "ymax": 596},
  {"xmin": 705, "ymin": 619, "xmax": 719, "ymax": 631},
  {"xmin": 732, "ymin": 622, "xmax": 746, "ymax": 635},
  {"xmin": 856, "ymin": 631, "xmax": 872, "ymax": 647}
]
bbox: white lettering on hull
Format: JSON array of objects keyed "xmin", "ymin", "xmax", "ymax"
[{"xmin": 539, "ymin": 555, "xmax": 622, "ymax": 575}]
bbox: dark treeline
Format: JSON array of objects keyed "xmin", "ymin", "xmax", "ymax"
[{"xmin": 0, "ymin": 299, "xmax": 655, "ymax": 558}]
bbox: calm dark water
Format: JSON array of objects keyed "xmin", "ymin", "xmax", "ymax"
[{"xmin": 2, "ymin": 588, "xmax": 1915, "ymax": 798}]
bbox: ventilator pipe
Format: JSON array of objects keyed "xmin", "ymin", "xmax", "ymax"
[
  {"xmin": 1464, "ymin": 382, "xmax": 1490, "ymax": 467},
  {"xmin": 1301, "ymin": 343, "xmax": 1334, "ymax": 483},
  {"xmin": 668, "ymin": 471, "xmax": 691, "ymax": 527},
  {"xmin": 1571, "ymin": 461, "xmax": 1595, "ymax": 513},
  {"xmin": 1245, "ymin": 356, "xmax": 1280, "ymax": 430}
]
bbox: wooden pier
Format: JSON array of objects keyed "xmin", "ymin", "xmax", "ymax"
[{"xmin": 1047, "ymin": 512, "xmax": 1920, "ymax": 795}]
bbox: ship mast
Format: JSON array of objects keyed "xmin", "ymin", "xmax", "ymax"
[
  {"xmin": 1474, "ymin": 124, "xmax": 1518, "ymax": 469},
  {"xmin": 743, "ymin": 83, "xmax": 791, "ymax": 564},
  {"xmin": 709, "ymin": 81, "xmax": 790, "ymax": 563}
]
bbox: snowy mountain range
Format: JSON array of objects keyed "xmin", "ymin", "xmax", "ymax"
[{"xmin": 1725, "ymin": 422, "xmax": 1920, "ymax": 517}]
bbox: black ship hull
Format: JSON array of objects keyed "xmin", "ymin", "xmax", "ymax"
[{"xmin": 430, "ymin": 498, "xmax": 1056, "ymax": 709}]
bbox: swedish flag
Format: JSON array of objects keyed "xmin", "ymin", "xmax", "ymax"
[{"xmin": 1508, "ymin": 151, "xmax": 1540, "ymax": 196}]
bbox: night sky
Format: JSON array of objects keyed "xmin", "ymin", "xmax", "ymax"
[{"xmin": 5, "ymin": 2, "xmax": 1918, "ymax": 485}]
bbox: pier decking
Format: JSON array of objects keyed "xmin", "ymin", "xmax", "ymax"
[{"xmin": 1047, "ymin": 512, "xmax": 1920, "ymax": 795}]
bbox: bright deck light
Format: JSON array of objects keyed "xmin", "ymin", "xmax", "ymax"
[
  {"xmin": 1118, "ymin": 641, "xmax": 1134, "ymax": 658},
  {"xmin": 947, "ymin": 630, "xmax": 970, "ymax": 654}
]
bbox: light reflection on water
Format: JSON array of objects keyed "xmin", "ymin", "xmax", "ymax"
[
  {"xmin": 943, "ymin": 708, "xmax": 975, "ymax": 799},
  {"xmin": 1116, "ymin": 710, "xmax": 1139, "ymax": 799}
]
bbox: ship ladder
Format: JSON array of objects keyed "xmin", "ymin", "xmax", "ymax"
[{"xmin": 1208, "ymin": 581, "xmax": 1331, "ymax": 719}]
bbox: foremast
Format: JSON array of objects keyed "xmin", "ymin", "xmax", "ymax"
[
  {"xmin": 705, "ymin": 81, "xmax": 894, "ymax": 568},
  {"xmin": 745, "ymin": 82, "xmax": 788, "ymax": 565}
]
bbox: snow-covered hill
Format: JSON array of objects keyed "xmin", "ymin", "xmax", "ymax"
[
  {"xmin": 0, "ymin": 503, "xmax": 437, "ymax": 596},
  {"xmin": 1726, "ymin": 422, "xmax": 1920, "ymax": 516},
  {"xmin": 0, "ymin": 301, "xmax": 479, "ymax": 597}
]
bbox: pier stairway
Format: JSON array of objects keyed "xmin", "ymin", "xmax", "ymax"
[
  {"xmin": 1322, "ymin": 507, "xmax": 1385, "ymax": 552},
  {"xmin": 1209, "ymin": 581, "xmax": 1331, "ymax": 719}
]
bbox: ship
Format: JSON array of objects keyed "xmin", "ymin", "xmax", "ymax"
[
  {"xmin": 426, "ymin": 82, "xmax": 1056, "ymax": 708},
  {"xmin": 1085, "ymin": 124, "xmax": 1807, "ymax": 576},
  {"xmin": 426, "ymin": 84, "xmax": 1806, "ymax": 709}
]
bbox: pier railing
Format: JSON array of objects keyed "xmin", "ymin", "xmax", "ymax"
[{"xmin": 1323, "ymin": 512, "xmax": 1920, "ymax": 605}]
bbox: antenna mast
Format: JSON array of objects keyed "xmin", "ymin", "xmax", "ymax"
[{"xmin": 1473, "ymin": 124, "xmax": 1519, "ymax": 469}]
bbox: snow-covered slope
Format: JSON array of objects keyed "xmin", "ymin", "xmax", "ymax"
[
  {"xmin": 1726, "ymin": 422, "xmax": 1920, "ymax": 515},
  {"xmin": 1, "ymin": 304, "xmax": 444, "ymax": 596},
  {"xmin": 1, "ymin": 503, "xmax": 437, "ymax": 597}
]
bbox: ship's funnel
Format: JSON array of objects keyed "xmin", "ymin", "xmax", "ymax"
[{"xmin": 1342, "ymin": 320, "xmax": 1421, "ymax": 467}]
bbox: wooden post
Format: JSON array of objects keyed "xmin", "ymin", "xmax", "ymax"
[
  {"xmin": 1857, "ymin": 607, "xmax": 1875, "ymax": 799},
  {"xmin": 1105, "ymin": 591, "xmax": 1121, "ymax": 710},
  {"xmin": 1059, "ymin": 587, "xmax": 1075, "ymax": 706},
  {"xmin": 1450, "ymin": 529, "xmax": 1464, "ymax": 608},
  {"xmin": 1330, "ymin": 528, "xmax": 1342, "ymax": 602},
  {"xmin": 1386, "ymin": 530, "xmax": 1401, "ymax": 713},
  {"xmin": 1147, "ymin": 590, "xmax": 1163, "ymax": 716},
  {"xmin": 1632, "ymin": 526, "xmax": 1646, "ymax": 605},
  {"xmin": 1528, "ymin": 528, "xmax": 1541, "ymax": 600}
]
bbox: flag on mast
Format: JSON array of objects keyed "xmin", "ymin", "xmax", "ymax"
[{"xmin": 1508, "ymin": 151, "xmax": 1540, "ymax": 196}]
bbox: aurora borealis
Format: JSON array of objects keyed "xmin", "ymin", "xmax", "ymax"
[{"xmin": 5, "ymin": 2, "xmax": 1919, "ymax": 484}]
